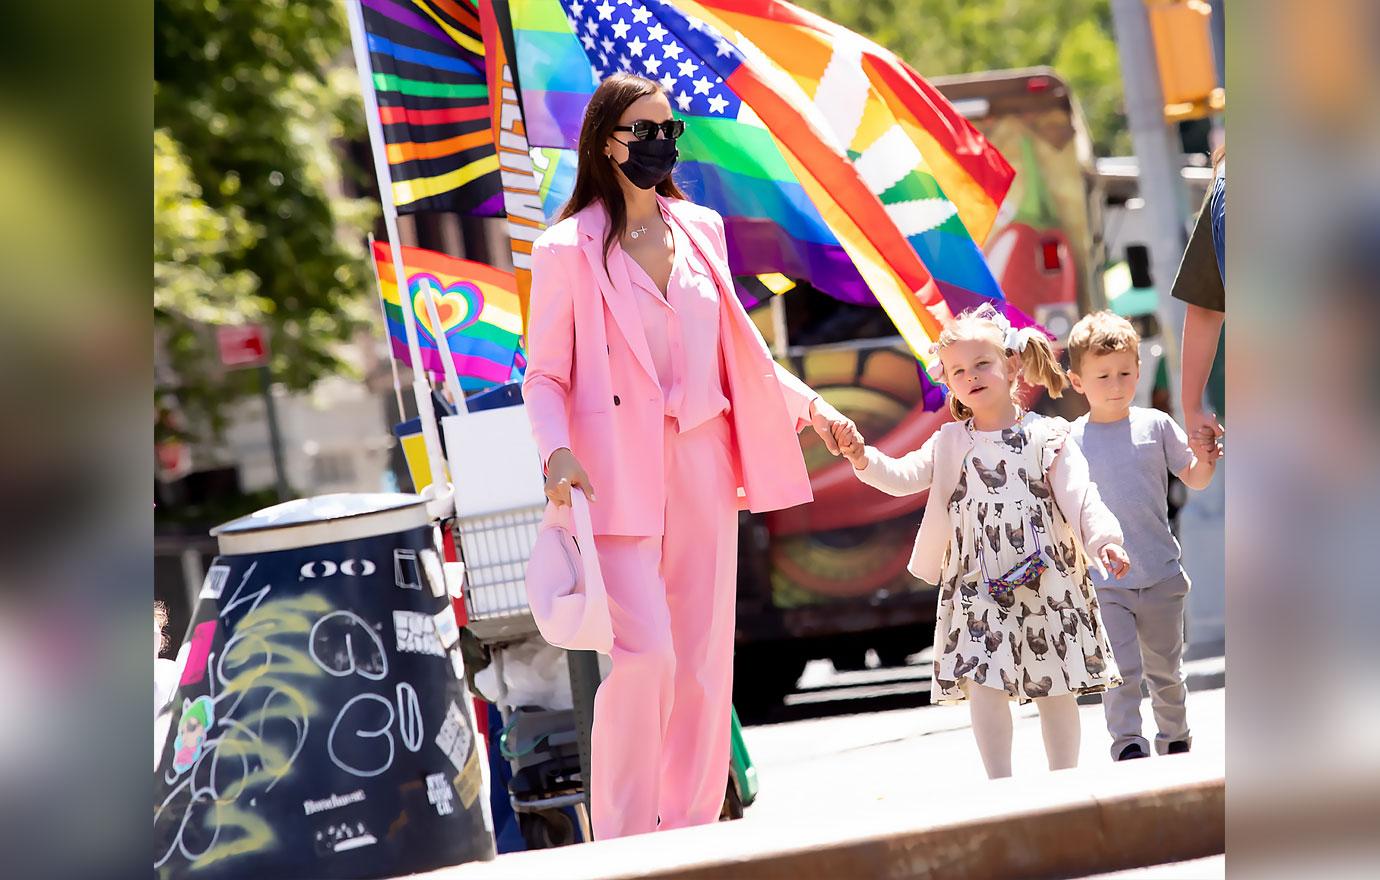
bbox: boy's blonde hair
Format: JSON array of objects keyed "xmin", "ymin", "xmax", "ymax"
[
  {"xmin": 935, "ymin": 305, "xmax": 1068, "ymax": 420},
  {"xmin": 1067, "ymin": 310, "xmax": 1141, "ymax": 373}
]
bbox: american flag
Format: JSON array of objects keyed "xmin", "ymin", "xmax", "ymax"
[{"xmin": 561, "ymin": 0, "xmax": 744, "ymax": 118}]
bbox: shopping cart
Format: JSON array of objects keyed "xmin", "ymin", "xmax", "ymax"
[
  {"xmin": 453, "ymin": 506, "xmax": 543, "ymax": 643},
  {"xmin": 443, "ymin": 385, "xmax": 600, "ymax": 848}
]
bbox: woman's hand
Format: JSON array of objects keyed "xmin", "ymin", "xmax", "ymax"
[
  {"xmin": 1098, "ymin": 544, "xmax": 1131, "ymax": 579},
  {"xmin": 1185, "ymin": 409, "xmax": 1224, "ymax": 452},
  {"xmin": 833, "ymin": 421, "xmax": 867, "ymax": 469},
  {"xmin": 544, "ymin": 447, "xmax": 595, "ymax": 507},
  {"xmin": 809, "ymin": 397, "xmax": 857, "ymax": 456},
  {"xmin": 1189, "ymin": 424, "xmax": 1223, "ymax": 463}
]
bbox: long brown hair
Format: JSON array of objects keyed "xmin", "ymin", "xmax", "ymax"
[{"xmin": 557, "ymin": 73, "xmax": 687, "ymax": 258}]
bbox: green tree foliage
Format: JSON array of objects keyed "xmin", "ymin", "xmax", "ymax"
[
  {"xmin": 154, "ymin": 0, "xmax": 375, "ymax": 438},
  {"xmin": 793, "ymin": 0, "xmax": 1130, "ymax": 157}
]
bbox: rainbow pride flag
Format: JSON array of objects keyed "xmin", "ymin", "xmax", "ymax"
[
  {"xmin": 510, "ymin": 0, "xmax": 1021, "ymax": 370},
  {"xmin": 361, "ymin": 0, "xmax": 503, "ymax": 214},
  {"xmin": 372, "ymin": 240, "xmax": 523, "ymax": 388}
]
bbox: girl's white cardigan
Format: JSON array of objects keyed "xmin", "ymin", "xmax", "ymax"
[{"xmin": 853, "ymin": 415, "xmax": 1124, "ymax": 584}]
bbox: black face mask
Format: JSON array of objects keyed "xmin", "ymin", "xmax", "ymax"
[{"xmin": 615, "ymin": 137, "xmax": 678, "ymax": 190}]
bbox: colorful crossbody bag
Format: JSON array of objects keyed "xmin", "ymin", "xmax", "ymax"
[{"xmin": 977, "ymin": 516, "xmax": 1047, "ymax": 603}]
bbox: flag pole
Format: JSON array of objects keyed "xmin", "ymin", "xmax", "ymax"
[
  {"xmin": 366, "ymin": 233, "xmax": 409, "ymax": 421},
  {"xmin": 415, "ymin": 275, "xmax": 470, "ymax": 414},
  {"xmin": 345, "ymin": 0, "xmax": 452, "ymax": 503}
]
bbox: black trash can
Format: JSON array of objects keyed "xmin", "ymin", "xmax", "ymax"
[{"xmin": 153, "ymin": 493, "xmax": 496, "ymax": 879}]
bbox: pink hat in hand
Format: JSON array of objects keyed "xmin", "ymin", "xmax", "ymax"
[{"xmin": 525, "ymin": 488, "xmax": 613, "ymax": 654}]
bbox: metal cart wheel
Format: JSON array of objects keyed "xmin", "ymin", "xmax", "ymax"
[{"xmin": 518, "ymin": 809, "xmax": 576, "ymax": 849}]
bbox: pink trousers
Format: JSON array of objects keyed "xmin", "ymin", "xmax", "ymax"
[{"xmin": 590, "ymin": 414, "xmax": 739, "ymax": 839}]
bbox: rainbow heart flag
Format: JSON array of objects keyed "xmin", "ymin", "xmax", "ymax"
[
  {"xmin": 510, "ymin": 0, "xmax": 1022, "ymax": 373},
  {"xmin": 372, "ymin": 240, "xmax": 523, "ymax": 388}
]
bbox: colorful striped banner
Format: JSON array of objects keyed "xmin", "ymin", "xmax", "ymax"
[
  {"xmin": 373, "ymin": 240, "xmax": 523, "ymax": 388},
  {"xmin": 361, "ymin": 0, "xmax": 503, "ymax": 215},
  {"xmin": 478, "ymin": 0, "xmax": 550, "ymax": 337}
]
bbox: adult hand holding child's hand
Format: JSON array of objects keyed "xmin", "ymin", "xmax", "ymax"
[
  {"xmin": 833, "ymin": 421, "xmax": 867, "ymax": 468},
  {"xmin": 809, "ymin": 396, "xmax": 857, "ymax": 456},
  {"xmin": 1190, "ymin": 425, "xmax": 1223, "ymax": 462}
]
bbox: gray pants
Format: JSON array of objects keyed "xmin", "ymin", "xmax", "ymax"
[{"xmin": 1097, "ymin": 572, "xmax": 1192, "ymax": 757}]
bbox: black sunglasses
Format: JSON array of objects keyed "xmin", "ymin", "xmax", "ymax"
[{"xmin": 613, "ymin": 119, "xmax": 685, "ymax": 141}]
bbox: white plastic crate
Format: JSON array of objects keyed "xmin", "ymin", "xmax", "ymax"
[{"xmin": 442, "ymin": 406, "xmax": 546, "ymax": 518}]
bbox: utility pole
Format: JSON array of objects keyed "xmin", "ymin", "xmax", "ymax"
[
  {"xmin": 1111, "ymin": 0, "xmax": 1226, "ymax": 650},
  {"xmin": 217, "ymin": 324, "xmax": 291, "ymax": 501},
  {"xmin": 258, "ymin": 364, "xmax": 291, "ymax": 501},
  {"xmin": 1109, "ymin": 0, "xmax": 1191, "ymax": 416}
]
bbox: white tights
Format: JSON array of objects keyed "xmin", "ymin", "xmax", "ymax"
[{"xmin": 967, "ymin": 684, "xmax": 1081, "ymax": 778}]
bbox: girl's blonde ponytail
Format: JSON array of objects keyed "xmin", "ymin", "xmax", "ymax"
[{"xmin": 1016, "ymin": 329, "xmax": 1068, "ymax": 398}]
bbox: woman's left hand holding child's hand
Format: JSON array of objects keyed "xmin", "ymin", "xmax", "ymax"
[
  {"xmin": 833, "ymin": 421, "xmax": 867, "ymax": 469},
  {"xmin": 1098, "ymin": 543, "xmax": 1132, "ymax": 579}
]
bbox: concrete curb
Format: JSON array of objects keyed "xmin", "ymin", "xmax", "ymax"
[{"xmin": 403, "ymin": 754, "xmax": 1223, "ymax": 880}]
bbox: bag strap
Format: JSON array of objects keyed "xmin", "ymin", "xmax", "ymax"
[
  {"xmin": 976, "ymin": 506, "xmax": 1040, "ymax": 584},
  {"xmin": 567, "ymin": 488, "xmax": 606, "ymax": 603}
]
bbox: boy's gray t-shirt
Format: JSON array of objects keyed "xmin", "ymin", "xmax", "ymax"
[{"xmin": 1070, "ymin": 407, "xmax": 1195, "ymax": 590}]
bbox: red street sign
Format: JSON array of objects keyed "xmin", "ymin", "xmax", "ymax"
[{"xmin": 217, "ymin": 324, "xmax": 268, "ymax": 368}]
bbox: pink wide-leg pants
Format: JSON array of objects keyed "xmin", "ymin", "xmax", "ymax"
[{"xmin": 589, "ymin": 414, "xmax": 739, "ymax": 839}]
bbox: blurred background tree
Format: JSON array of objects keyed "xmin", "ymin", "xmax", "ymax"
[
  {"xmin": 154, "ymin": 0, "xmax": 375, "ymax": 441},
  {"xmin": 794, "ymin": 0, "xmax": 1130, "ymax": 157}
]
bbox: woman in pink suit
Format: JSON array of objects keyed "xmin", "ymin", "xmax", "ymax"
[{"xmin": 524, "ymin": 74, "xmax": 858, "ymax": 839}]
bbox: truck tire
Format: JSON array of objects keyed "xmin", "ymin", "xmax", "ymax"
[
  {"xmin": 875, "ymin": 645, "xmax": 916, "ymax": 668},
  {"xmin": 830, "ymin": 647, "xmax": 869, "ymax": 672},
  {"xmin": 732, "ymin": 646, "xmax": 804, "ymax": 720},
  {"xmin": 518, "ymin": 809, "xmax": 576, "ymax": 849},
  {"xmin": 875, "ymin": 629, "xmax": 929, "ymax": 668}
]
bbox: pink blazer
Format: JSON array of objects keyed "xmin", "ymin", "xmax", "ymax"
[
  {"xmin": 852, "ymin": 414, "xmax": 1124, "ymax": 584},
  {"xmin": 523, "ymin": 196, "xmax": 817, "ymax": 536}
]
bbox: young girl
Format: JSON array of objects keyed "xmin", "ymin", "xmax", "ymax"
[{"xmin": 836, "ymin": 304, "xmax": 1129, "ymax": 778}]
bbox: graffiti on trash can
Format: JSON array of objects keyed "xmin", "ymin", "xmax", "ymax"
[
  {"xmin": 155, "ymin": 586, "xmax": 326, "ymax": 870},
  {"xmin": 155, "ymin": 525, "xmax": 492, "ymax": 878},
  {"xmin": 309, "ymin": 610, "xmax": 388, "ymax": 680}
]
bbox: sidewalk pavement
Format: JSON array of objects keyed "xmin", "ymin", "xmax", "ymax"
[
  {"xmin": 744, "ymin": 676, "xmax": 1224, "ymax": 825},
  {"xmin": 402, "ymin": 749, "xmax": 1222, "ymax": 880}
]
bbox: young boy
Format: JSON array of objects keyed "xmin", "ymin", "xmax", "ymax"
[{"xmin": 1066, "ymin": 312, "xmax": 1220, "ymax": 761}]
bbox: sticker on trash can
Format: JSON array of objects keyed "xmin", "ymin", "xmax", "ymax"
[
  {"xmin": 178, "ymin": 621, "xmax": 217, "ymax": 687},
  {"xmin": 454, "ymin": 747, "xmax": 482, "ymax": 810},
  {"xmin": 421, "ymin": 549, "xmax": 446, "ymax": 598},
  {"xmin": 200, "ymin": 564, "xmax": 230, "ymax": 599},
  {"xmin": 435, "ymin": 701, "xmax": 472, "ymax": 774},
  {"xmin": 394, "ymin": 610, "xmax": 445, "ymax": 656},
  {"xmin": 394, "ymin": 548, "xmax": 422, "ymax": 590},
  {"xmin": 433, "ymin": 606, "xmax": 460, "ymax": 650},
  {"xmin": 425, "ymin": 773, "xmax": 455, "ymax": 816},
  {"xmin": 170, "ymin": 695, "xmax": 214, "ymax": 774}
]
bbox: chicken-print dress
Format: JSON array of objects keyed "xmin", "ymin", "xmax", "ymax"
[{"xmin": 932, "ymin": 415, "xmax": 1121, "ymax": 704}]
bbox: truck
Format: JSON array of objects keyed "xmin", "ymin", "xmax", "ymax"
[{"xmin": 731, "ymin": 67, "xmax": 1108, "ymax": 717}]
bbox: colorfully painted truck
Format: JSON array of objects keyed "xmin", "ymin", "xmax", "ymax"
[{"xmin": 731, "ymin": 68, "xmax": 1107, "ymax": 716}]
